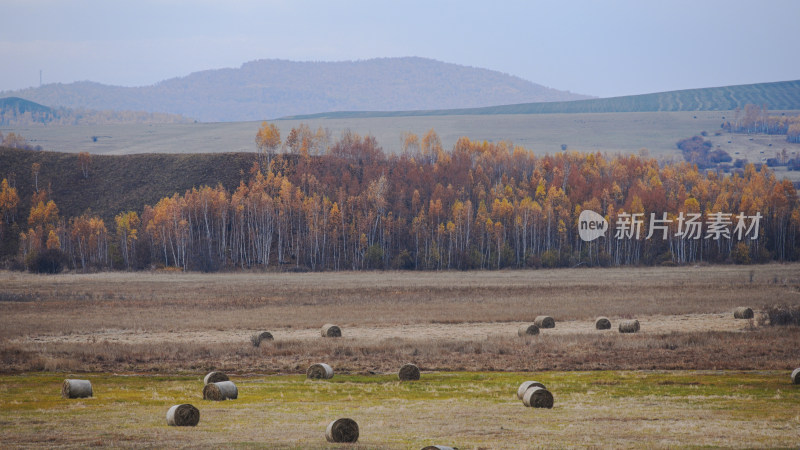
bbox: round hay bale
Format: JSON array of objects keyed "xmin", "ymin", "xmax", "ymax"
[
  {"xmin": 595, "ymin": 317, "xmax": 611, "ymax": 330},
  {"xmin": 422, "ymin": 446, "xmax": 458, "ymax": 450},
  {"xmin": 533, "ymin": 315, "xmax": 555, "ymax": 328},
  {"xmin": 516, "ymin": 381, "xmax": 546, "ymax": 400},
  {"xmin": 733, "ymin": 307, "xmax": 754, "ymax": 319},
  {"xmin": 518, "ymin": 324, "xmax": 540, "ymax": 336},
  {"xmin": 258, "ymin": 331, "xmax": 274, "ymax": 341},
  {"xmin": 326, "ymin": 418, "xmax": 359, "ymax": 443},
  {"xmin": 62, "ymin": 379, "xmax": 92, "ymax": 399},
  {"xmin": 522, "ymin": 386, "xmax": 554, "ymax": 408},
  {"xmin": 203, "ymin": 381, "xmax": 238, "ymax": 401},
  {"xmin": 398, "ymin": 363, "xmax": 421, "ymax": 381},
  {"xmin": 203, "ymin": 371, "xmax": 229, "ymax": 385},
  {"xmin": 792, "ymin": 368, "xmax": 800, "ymax": 385},
  {"xmin": 618, "ymin": 319, "xmax": 640, "ymax": 333},
  {"xmin": 250, "ymin": 331, "xmax": 274, "ymax": 347},
  {"xmin": 307, "ymin": 363, "xmax": 334, "ymax": 379},
  {"xmin": 321, "ymin": 324, "xmax": 342, "ymax": 338},
  {"xmin": 166, "ymin": 404, "xmax": 200, "ymax": 426}
]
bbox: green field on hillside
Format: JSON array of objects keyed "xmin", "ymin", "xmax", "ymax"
[{"xmin": 287, "ymin": 79, "xmax": 800, "ymax": 119}]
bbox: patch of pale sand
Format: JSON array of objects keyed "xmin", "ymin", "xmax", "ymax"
[{"xmin": 17, "ymin": 313, "xmax": 753, "ymax": 345}]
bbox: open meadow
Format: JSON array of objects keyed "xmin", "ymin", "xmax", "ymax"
[
  {"xmin": 2, "ymin": 264, "xmax": 800, "ymax": 373},
  {"xmin": 9, "ymin": 109, "xmax": 799, "ymax": 183},
  {"xmin": 1, "ymin": 264, "xmax": 800, "ymax": 447},
  {"xmin": 10, "ymin": 111, "xmax": 728, "ymax": 156},
  {"xmin": 6, "ymin": 110, "xmax": 795, "ymax": 159}
]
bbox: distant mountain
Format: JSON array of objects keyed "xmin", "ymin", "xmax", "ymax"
[
  {"xmin": 1, "ymin": 57, "xmax": 591, "ymax": 122},
  {"xmin": 285, "ymin": 80, "xmax": 800, "ymax": 119}
]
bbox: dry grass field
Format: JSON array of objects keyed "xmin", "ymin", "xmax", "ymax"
[
  {"xmin": 1, "ymin": 264, "xmax": 799, "ymax": 374},
  {"xmin": 1, "ymin": 264, "xmax": 800, "ymax": 447}
]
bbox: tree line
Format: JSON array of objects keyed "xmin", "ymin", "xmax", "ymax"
[
  {"xmin": 722, "ymin": 104, "xmax": 800, "ymax": 143},
  {"xmin": 0, "ymin": 103, "xmax": 189, "ymax": 126},
  {"xmin": 0, "ymin": 131, "xmax": 41, "ymax": 151},
  {"xmin": 2, "ymin": 124, "xmax": 799, "ymax": 272}
]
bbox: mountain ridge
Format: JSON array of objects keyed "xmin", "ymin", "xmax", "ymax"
[{"xmin": 1, "ymin": 57, "xmax": 591, "ymax": 122}]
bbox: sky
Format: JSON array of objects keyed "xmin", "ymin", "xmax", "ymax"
[{"xmin": 1, "ymin": 0, "xmax": 799, "ymax": 98}]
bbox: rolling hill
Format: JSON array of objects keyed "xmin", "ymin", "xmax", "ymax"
[
  {"xmin": 0, "ymin": 57, "xmax": 591, "ymax": 122},
  {"xmin": 0, "ymin": 146, "xmax": 256, "ymax": 224},
  {"xmin": 0, "ymin": 96, "xmax": 189, "ymax": 126},
  {"xmin": 0, "ymin": 97, "xmax": 54, "ymax": 116},
  {"xmin": 284, "ymin": 80, "xmax": 800, "ymax": 119}
]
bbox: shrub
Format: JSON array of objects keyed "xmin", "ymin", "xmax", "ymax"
[
  {"xmin": 28, "ymin": 249, "xmax": 66, "ymax": 274},
  {"xmin": 709, "ymin": 149, "xmax": 732, "ymax": 163},
  {"xmin": 731, "ymin": 243, "xmax": 751, "ymax": 264},
  {"xmin": 541, "ymin": 249, "xmax": 560, "ymax": 268},
  {"xmin": 526, "ymin": 253, "xmax": 541, "ymax": 268},
  {"xmin": 755, "ymin": 247, "xmax": 772, "ymax": 263},
  {"xmin": 364, "ymin": 244, "xmax": 384, "ymax": 269},
  {"xmin": 760, "ymin": 304, "xmax": 800, "ymax": 326},
  {"xmin": 392, "ymin": 250, "xmax": 414, "ymax": 270},
  {"xmin": 499, "ymin": 244, "xmax": 515, "ymax": 268}
]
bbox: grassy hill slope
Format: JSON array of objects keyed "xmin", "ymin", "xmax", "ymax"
[
  {"xmin": 0, "ymin": 147, "xmax": 256, "ymax": 223},
  {"xmin": 285, "ymin": 80, "xmax": 800, "ymax": 119},
  {"xmin": 0, "ymin": 97, "xmax": 54, "ymax": 116}
]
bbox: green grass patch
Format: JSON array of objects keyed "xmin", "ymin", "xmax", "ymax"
[{"xmin": 1, "ymin": 370, "xmax": 798, "ymax": 448}]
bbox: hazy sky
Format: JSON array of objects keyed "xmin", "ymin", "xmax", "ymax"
[{"xmin": 1, "ymin": 0, "xmax": 798, "ymax": 98}]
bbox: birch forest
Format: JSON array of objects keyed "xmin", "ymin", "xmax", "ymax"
[{"xmin": 3, "ymin": 124, "xmax": 800, "ymax": 272}]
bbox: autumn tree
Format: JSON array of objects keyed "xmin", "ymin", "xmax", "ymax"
[
  {"xmin": 255, "ymin": 122, "xmax": 281, "ymax": 168},
  {"xmin": 68, "ymin": 213, "xmax": 109, "ymax": 270},
  {"xmin": 115, "ymin": 211, "xmax": 140, "ymax": 269},
  {"xmin": 421, "ymin": 128, "xmax": 442, "ymax": 165},
  {"xmin": 2, "ymin": 132, "xmax": 29, "ymax": 149},
  {"xmin": 0, "ymin": 178, "xmax": 20, "ymax": 247},
  {"xmin": 0, "ymin": 178, "xmax": 19, "ymax": 225},
  {"xmin": 27, "ymin": 197, "xmax": 59, "ymax": 233},
  {"xmin": 20, "ymin": 193, "xmax": 60, "ymax": 264},
  {"xmin": 401, "ymin": 132, "xmax": 420, "ymax": 157},
  {"xmin": 285, "ymin": 124, "xmax": 322, "ymax": 157}
]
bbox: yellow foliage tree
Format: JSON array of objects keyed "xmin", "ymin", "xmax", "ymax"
[
  {"xmin": 255, "ymin": 122, "xmax": 281, "ymax": 168},
  {"xmin": 0, "ymin": 178, "xmax": 19, "ymax": 224},
  {"xmin": 115, "ymin": 211, "xmax": 140, "ymax": 269}
]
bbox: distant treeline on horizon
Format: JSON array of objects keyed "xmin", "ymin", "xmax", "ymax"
[{"xmin": 0, "ymin": 96, "xmax": 190, "ymax": 126}]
